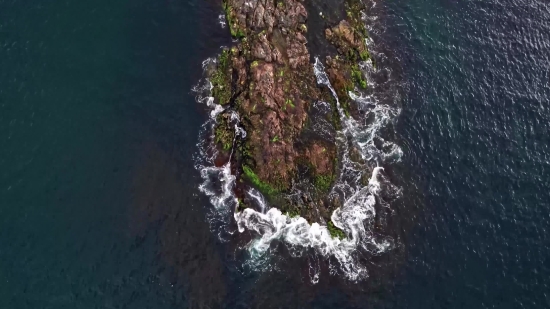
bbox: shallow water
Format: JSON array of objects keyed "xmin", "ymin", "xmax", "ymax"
[{"xmin": 1, "ymin": 0, "xmax": 549, "ymax": 307}]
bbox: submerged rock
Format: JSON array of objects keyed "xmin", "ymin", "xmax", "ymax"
[{"xmin": 209, "ymin": 0, "xmax": 372, "ymax": 234}]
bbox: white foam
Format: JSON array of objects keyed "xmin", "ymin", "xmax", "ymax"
[
  {"xmin": 247, "ymin": 188, "xmax": 267, "ymax": 213},
  {"xmin": 218, "ymin": 14, "xmax": 226, "ymax": 28}
]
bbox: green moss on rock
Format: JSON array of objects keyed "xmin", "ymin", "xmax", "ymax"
[
  {"xmin": 351, "ymin": 64, "xmax": 367, "ymax": 89},
  {"xmin": 223, "ymin": 0, "xmax": 246, "ymax": 38},
  {"xmin": 214, "ymin": 114, "xmax": 234, "ymax": 151},
  {"xmin": 327, "ymin": 220, "xmax": 346, "ymax": 239},
  {"xmin": 242, "ymin": 165, "xmax": 279, "ymax": 196},
  {"xmin": 324, "ymin": 0, "xmax": 372, "ymax": 106},
  {"xmin": 211, "ymin": 49, "xmax": 232, "ymax": 105},
  {"xmin": 315, "ymin": 174, "xmax": 335, "ymax": 192}
]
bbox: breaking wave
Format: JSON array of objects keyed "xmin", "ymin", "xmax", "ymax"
[{"xmin": 193, "ymin": 16, "xmax": 402, "ymax": 282}]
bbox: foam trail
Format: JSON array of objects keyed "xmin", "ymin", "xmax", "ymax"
[{"xmin": 247, "ymin": 188, "xmax": 267, "ymax": 214}]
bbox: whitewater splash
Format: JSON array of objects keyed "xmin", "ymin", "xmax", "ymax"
[{"xmin": 194, "ymin": 28, "xmax": 402, "ymax": 282}]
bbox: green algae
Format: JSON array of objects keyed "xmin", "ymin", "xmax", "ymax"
[
  {"xmin": 242, "ymin": 165, "xmax": 279, "ymax": 196},
  {"xmin": 223, "ymin": 1, "xmax": 245, "ymax": 39},
  {"xmin": 214, "ymin": 113, "xmax": 234, "ymax": 151},
  {"xmin": 211, "ymin": 49, "xmax": 232, "ymax": 105},
  {"xmin": 351, "ymin": 64, "xmax": 367, "ymax": 89},
  {"xmin": 315, "ymin": 174, "xmax": 334, "ymax": 192},
  {"xmin": 237, "ymin": 198, "xmax": 247, "ymax": 212},
  {"xmin": 327, "ymin": 220, "xmax": 346, "ymax": 239}
]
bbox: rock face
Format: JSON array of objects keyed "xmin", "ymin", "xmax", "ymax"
[{"xmin": 210, "ymin": 0, "xmax": 371, "ymax": 234}]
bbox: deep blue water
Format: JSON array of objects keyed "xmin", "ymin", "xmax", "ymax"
[{"xmin": 1, "ymin": 0, "xmax": 549, "ymax": 308}]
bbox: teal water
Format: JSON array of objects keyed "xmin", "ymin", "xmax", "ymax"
[
  {"xmin": 2, "ymin": 0, "xmax": 550, "ymax": 308},
  {"xmin": 1, "ymin": 1, "xmax": 132, "ymax": 302},
  {"xmin": 0, "ymin": 1, "xmax": 219, "ymax": 307}
]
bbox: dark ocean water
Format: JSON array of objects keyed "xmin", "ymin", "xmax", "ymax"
[{"xmin": 1, "ymin": 0, "xmax": 549, "ymax": 308}]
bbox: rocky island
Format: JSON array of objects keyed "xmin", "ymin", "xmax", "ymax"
[{"xmin": 208, "ymin": 0, "xmax": 373, "ymax": 238}]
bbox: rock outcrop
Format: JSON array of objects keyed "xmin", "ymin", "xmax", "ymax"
[{"xmin": 209, "ymin": 0, "xmax": 371, "ymax": 236}]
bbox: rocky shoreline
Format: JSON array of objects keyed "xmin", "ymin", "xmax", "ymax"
[{"xmin": 208, "ymin": 0, "xmax": 373, "ymax": 237}]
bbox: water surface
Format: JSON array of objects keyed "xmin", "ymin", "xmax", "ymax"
[{"xmin": 1, "ymin": 0, "xmax": 548, "ymax": 307}]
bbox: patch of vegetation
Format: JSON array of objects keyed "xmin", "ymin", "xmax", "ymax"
[
  {"xmin": 223, "ymin": 1, "xmax": 245, "ymax": 38},
  {"xmin": 214, "ymin": 116, "xmax": 234, "ymax": 151},
  {"xmin": 351, "ymin": 64, "xmax": 367, "ymax": 89},
  {"xmin": 242, "ymin": 165, "xmax": 278, "ymax": 196},
  {"xmin": 315, "ymin": 174, "xmax": 335, "ymax": 192},
  {"xmin": 360, "ymin": 49, "xmax": 370, "ymax": 61},
  {"xmin": 345, "ymin": 0, "xmax": 368, "ymax": 35},
  {"xmin": 237, "ymin": 140, "xmax": 251, "ymax": 157},
  {"xmin": 340, "ymin": 97, "xmax": 352, "ymax": 117},
  {"xmin": 287, "ymin": 98, "xmax": 295, "ymax": 108},
  {"xmin": 327, "ymin": 0, "xmax": 371, "ymax": 95},
  {"xmin": 327, "ymin": 220, "xmax": 346, "ymax": 239},
  {"xmin": 346, "ymin": 48, "xmax": 358, "ymax": 62},
  {"xmin": 237, "ymin": 198, "xmax": 247, "ymax": 212},
  {"xmin": 283, "ymin": 98, "xmax": 295, "ymax": 110},
  {"xmin": 211, "ymin": 49, "xmax": 232, "ymax": 105}
]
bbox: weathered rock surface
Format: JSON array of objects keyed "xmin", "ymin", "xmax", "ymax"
[{"xmin": 209, "ymin": 0, "xmax": 371, "ymax": 233}]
